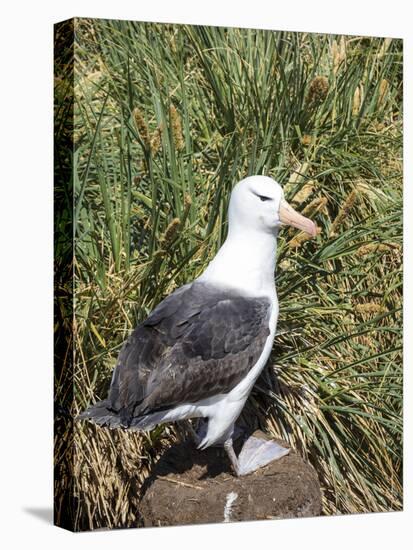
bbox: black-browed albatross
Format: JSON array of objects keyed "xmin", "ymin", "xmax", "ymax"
[{"xmin": 79, "ymin": 175, "xmax": 317, "ymax": 476}]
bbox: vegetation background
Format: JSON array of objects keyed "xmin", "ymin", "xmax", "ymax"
[{"xmin": 54, "ymin": 18, "xmax": 403, "ymax": 530}]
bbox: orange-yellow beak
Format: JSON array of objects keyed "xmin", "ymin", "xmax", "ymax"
[{"xmin": 279, "ymin": 199, "xmax": 317, "ymax": 237}]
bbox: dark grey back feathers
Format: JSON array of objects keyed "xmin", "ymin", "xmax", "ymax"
[{"xmin": 94, "ymin": 281, "xmax": 271, "ymax": 427}]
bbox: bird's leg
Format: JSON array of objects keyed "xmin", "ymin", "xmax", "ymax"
[
  {"xmin": 224, "ymin": 438, "xmax": 242, "ymax": 476},
  {"xmin": 224, "ymin": 434, "xmax": 290, "ymax": 477}
]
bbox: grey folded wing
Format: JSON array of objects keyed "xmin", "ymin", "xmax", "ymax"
[{"xmin": 107, "ymin": 281, "xmax": 272, "ymax": 426}]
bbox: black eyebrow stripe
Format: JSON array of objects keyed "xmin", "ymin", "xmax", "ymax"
[{"xmin": 252, "ymin": 191, "xmax": 272, "ymax": 200}]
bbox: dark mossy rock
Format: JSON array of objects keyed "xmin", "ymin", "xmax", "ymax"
[{"xmin": 139, "ymin": 430, "xmax": 321, "ymax": 527}]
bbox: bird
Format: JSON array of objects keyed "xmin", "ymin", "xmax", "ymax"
[{"xmin": 79, "ymin": 175, "xmax": 317, "ymax": 476}]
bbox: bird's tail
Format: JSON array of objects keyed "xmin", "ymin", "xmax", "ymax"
[
  {"xmin": 77, "ymin": 400, "xmax": 122, "ymax": 429},
  {"xmin": 77, "ymin": 399, "xmax": 171, "ymax": 432}
]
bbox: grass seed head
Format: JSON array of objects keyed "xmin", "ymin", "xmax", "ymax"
[
  {"xmin": 377, "ymin": 79, "xmax": 389, "ymax": 108},
  {"xmin": 181, "ymin": 194, "xmax": 192, "ymax": 226},
  {"xmin": 170, "ymin": 105, "xmax": 185, "ymax": 151},
  {"xmin": 289, "ymin": 226, "xmax": 321, "ymax": 249},
  {"xmin": 291, "ymin": 182, "xmax": 315, "ymax": 205},
  {"xmin": 354, "ymin": 302, "xmax": 386, "ymax": 315},
  {"xmin": 331, "ymin": 37, "xmax": 346, "ymax": 74},
  {"xmin": 279, "ymin": 258, "xmax": 292, "ymax": 270},
  {"xmin": 302, "ymin": 196, "xmax": 328, "ymax": 216},
  {"xmin": 150, "ymin": 124, "xmax": 163, "ymax": 155},
  {"xmin": 378, "ymin": 38, "xmax": 393, "ymax": 60},
  {"xmin": 133, "ymin": 107, "xmax": 150, "ymax": 146},
  {"xmin": 307, "ymin": 76, "xmax": 329, "ymax": 105},
  {"xmin": 356, "ymin": 242, "xmax": 399, "ymax": 257},
  {"xmin": 302, "ymin": 134, "xmax": 313, "ymax": 147},
  {"xmin": 183, "ymin": 194, "xmax": 192, "ymax": 215},
  {"xmin": 352, "ymin": 85, "xmax": 363, "ymax": 116},
  {"xmin": 162, "ymin": 217, "xmax": 181, "ymax": 246},
  {"xmin": 329, "ymin": 189, "xmax": 358, "ymax": 236}
]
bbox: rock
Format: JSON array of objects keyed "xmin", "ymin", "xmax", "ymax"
[{"xmin": 139, "ymin": 430, "xmax": 321, "ymax": 527}]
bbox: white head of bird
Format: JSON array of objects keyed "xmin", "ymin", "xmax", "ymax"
[{"xmin": 199, "ymin": 175, "xmax": 317, "ymax": 296}]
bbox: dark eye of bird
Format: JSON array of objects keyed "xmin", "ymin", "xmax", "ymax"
[{"xmin": 258, "ymin": 195, "xmax": 271, "ymax": 202}]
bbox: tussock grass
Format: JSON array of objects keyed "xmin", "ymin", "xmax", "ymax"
[{"xmin": 54, "ymin": 18, "xmax": 402, "ymax": 530}]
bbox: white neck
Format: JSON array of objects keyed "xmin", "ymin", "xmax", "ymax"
[{"xmin": 198, "ymin": 227, "xmax": 278, "ymax": 298}]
